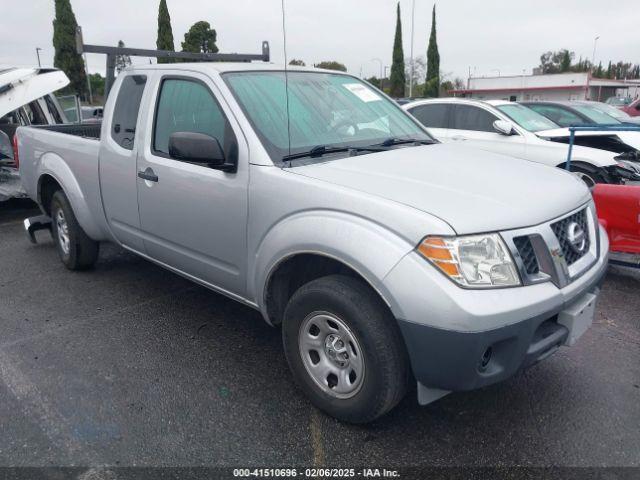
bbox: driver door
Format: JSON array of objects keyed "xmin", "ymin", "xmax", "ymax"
[{"xmin": 136, "ymin": 72, "xmax": 249, "ymax": 297}]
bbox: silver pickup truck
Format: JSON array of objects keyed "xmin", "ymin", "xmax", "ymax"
[{"xmin": 16, "ymin": 63, "xmax": 609, "ymax": 423}]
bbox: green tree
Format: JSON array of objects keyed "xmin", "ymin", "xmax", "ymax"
[
  {"xmin": 365, "ymin": 76, "xmax": 382, "ymax": 89},
  {"xmin": 288, "ymin": 59, "xmax": 306, "ymax": 66},
  {"xmin": 156, "ymin": 0, "xmax": 175, "ymax": 63},
  {"xmin": 181, "ymin": 21, "xmax": 218, "ymax": 55},
  {"xmin": 559, "ymin": 49, "xmax": 573, "ymax": 72},
  {"xmin": 314, "ymin": 61, "xmax": 347, "ymax": 72},
  {"xmin": 52, "ymin": 0, "xmax": 87, "ymax": 97},
  {"xmin": 88, "ymin": 73, "xmax": 105, "ymax": 98},
  {"xmin": 389, "ymin": 3, "xmax": 405, "ymax": 98},
  {"xmin": 424, "ymin": 5, "xmax": 440, "ymax": 98}
]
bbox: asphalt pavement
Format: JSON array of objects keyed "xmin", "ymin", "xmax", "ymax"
[{"xmin": 0, "ymin": 199, "xmax": 639, "ymax": 469}]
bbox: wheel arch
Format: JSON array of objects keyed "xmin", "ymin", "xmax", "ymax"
[
  {"xmin": 253, "ymin": 211, "xmax": 420, "ymax": 326},
  {"xmin": 262, "ymin": 252, "xmax": 398, "ymax": 327},
  {"xmin": 35, "ymin": 155, "xmax": 105, "ymax": 240}
]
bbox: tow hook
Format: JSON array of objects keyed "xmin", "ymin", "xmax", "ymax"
[{"xmin": 24, "ymin": 215, "xmax": 52, "ymax": 244}]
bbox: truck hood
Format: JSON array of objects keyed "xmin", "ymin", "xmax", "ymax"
[
  {"xmin": 290, "ymin": 143, "xmax": 591, "ymax": 234},
  {"xmin": 537, "ymin": 128, "xmax": 640, "ymax": 151},
  {"xmin": 0, "ymin": 68, "xmax": 69, "ymax": 118}
]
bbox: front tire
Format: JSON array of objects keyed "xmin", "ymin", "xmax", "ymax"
[
  {"xmin": 569, "ymin": 165, "xmax": 607, "ymax": 188},
  {"xmin": 282, "ymin": 275, "xmax": 409, "ymax": 423},
  {"xmin": 50, "ymin": 190, "xmax": 99, "ymax": 270}
]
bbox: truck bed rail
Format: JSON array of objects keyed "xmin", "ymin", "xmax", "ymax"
[{"xmin": 30, "ymin": 123, "xmax": 101, "ymax": 140}]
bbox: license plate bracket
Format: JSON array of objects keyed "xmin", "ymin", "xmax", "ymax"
[{"xmin": 557, "ymin": 291, "xmax": 598, "ymax": 346}]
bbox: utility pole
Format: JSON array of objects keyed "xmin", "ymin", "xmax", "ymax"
[
  {"xmin": 35, "ymin": 47, "xmax": 42, "ymax": 67},
  {"xmin": 408, "ymin": 0, "xmax": 416, "ymax": 97}
]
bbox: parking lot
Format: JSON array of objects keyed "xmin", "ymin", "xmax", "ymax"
[{"xmin": 1, "ymin": 199, "xmax": 639, "ymax": 468}]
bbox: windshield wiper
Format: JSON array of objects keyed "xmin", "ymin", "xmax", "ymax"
[
  {"xmin": 378, "ymin": 137, "xmax": 435, "ymax": 147},
  {"xmin": 282, "ymin": 144, "xmax": 386, "ymax": 162}
]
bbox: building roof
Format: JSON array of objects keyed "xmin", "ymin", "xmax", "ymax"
[{"xmin": 448, "ymin": 72, "xmax": 636, "ymax": 95}]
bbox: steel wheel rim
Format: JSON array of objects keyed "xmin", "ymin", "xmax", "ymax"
[
  {"xmin": 298, "ymin": 311, "xmax": 365, "ymax": 399},
  {"xmin": 55, "ymin": 209, "xmax": 70, "ymax": 255}
]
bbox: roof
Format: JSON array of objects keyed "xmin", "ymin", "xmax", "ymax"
[
  {"xmin": 126, "ymin": 62, "xmax": 347, "ymax": 75},
  {"xmin": 405, "ymin": 97, "xmax": 512, "ymax": 109}
]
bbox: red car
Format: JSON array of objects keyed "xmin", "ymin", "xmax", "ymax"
[{"xmin": 621, "ymin": 98, "xmax": 640, "ymax": 118}]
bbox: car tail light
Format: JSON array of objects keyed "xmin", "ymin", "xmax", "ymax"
[{"xmin": 12, "ymin": 134, "xmax": 19, "ymax": 169}]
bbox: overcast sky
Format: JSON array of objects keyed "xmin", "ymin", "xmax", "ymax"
[{"xmin": 2, "ymin": 0, "xmax": 639, "ymax": 81}]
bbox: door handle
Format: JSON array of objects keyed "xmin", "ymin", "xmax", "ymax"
[
  {"xmin": 451, "ymin": 135, "xmax": 467, "ymax": 141},
  {"xmin": 138, "ymin": 167, "xmax": 158, "ymax": 183}
]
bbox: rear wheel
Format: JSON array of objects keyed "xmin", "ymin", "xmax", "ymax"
[
  {"xmin": 50, "ymin": 190, "xmax": 99, "ymax": 270},
  {"xmin": 282, "ymin": 274, "xmax": 409, "ymax": 423}
]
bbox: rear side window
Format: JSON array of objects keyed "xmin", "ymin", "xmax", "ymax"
[
  {"xmin": 408, "ymin": 104, "xmax": 449, "ymax": 128},
  {"xmin": 111, "ymin": 75, "xmax": 147, "ymax": 150},
  {"xmin": 451, "ymin": 105, "xmax": 498, "ymax": 132},
  {"xmin": 527, "ymin": 104, "xmax": 587, "ymax": 127},
  {"xmin": 152, "ymin": 78, "xmax": 232, "ymax": 157}
]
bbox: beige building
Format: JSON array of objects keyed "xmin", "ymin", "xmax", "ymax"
[{"xmin": 450, "ymin": 72, "xmax": 639, "ymax": 102}]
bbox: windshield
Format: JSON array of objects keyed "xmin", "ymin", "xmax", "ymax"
[
  {"xmin": 571, "ymin": 105, "xmax": 622, "ymax": 124},
  {"xmin": 606, "ymin": 97, "xmax": 631, "ymax": 106},
  {"xmin": 496, "ymin": 104, "xmax": 559, "ymax": 132},
  {"xmin": 574, "ymin": 104, "xmax": 629, "ymax": 123},
  {"xmin": 223, "ymin": 71, "xmax": 432, "ymax": 162}
]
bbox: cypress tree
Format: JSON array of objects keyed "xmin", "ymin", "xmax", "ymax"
[
  {"xmin": 157, "ymin": 0, "xmax": 175, "ymax": 63},
  {"xmin": 424, "ymin": 5, "xmax": 440, "ymax": 98},
  {"xmin": 52, "ymin": 0, "xmax": 87, "ymax": 97},
  {"xmin": 389, "ymin": 3, "xmax": 405, "ymax": 98}
]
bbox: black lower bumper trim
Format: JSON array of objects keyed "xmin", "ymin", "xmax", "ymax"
[{"xmin": 398, "ymin": 269, "xmax": 606, "ymax": 392}]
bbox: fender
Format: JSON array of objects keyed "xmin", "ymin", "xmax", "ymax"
[
  {"xmin": 37, "ymin": 152, "xmax": 108, "ymax": 241},
  {"xmin": 251, "ymin": 209, "xmax": 453, "ymax": 322}
]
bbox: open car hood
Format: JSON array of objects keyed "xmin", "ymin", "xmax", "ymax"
[
  {"xmin": 0, "ymin": 68, "xmax": 69, "ymax": 118},
  {"xmin": 537, "ymin": 128, "xmax": 640, "ymax": 151}
]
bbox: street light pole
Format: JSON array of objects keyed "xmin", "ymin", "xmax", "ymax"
[
  {"xmin": 372, "ymin": 58, "xmax": 384, "ymax": 89},
  {"xmin": 371, "ymin": 58, "xmax": 383, "ymax": 81},
  {"xmin": 591, "ymin": 35, "xmax": 600, "ymax": 74},
  {"xmin": 35, "ymin": 47, "xmax": 42, "ymax": 67},
  {"xmin": 84, "ymin": 53, "xmax": 93, "ymax": 105},
  {"xmin": 409, "ymin": 0, "xmax": 416, "ymax": 97}
]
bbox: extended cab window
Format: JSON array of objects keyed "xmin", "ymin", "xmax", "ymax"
[
  {"xmin": 451, "ymin": 105, "xmax": 498, "ymax": 132},
  {"xmin": 153, "ymin": 78, "xmax": 233, "ymax": 158},
  {"xmin": 408, "ymin": 104, "xmax": 449, "ymax": 128},
  {"xmin": 111, "ymin": 75, "xmax": 147, "ymax": 150}
]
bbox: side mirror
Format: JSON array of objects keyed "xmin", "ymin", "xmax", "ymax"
[
  {"xmin": 168, "ymin": 131, "xmax": 236, "ymax": 172},
  {"xmin": 0, "ymin": 130, "xmax": 13, "ymax": 161},
  {"xmin": 493, "ymin": 120, "xmax": 515, "ymax": 136}
]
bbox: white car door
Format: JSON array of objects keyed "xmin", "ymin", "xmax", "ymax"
[
  {"xmin": 406, "ymin": 103, "xmax": 452, "ymax": 141},
  {"xmin": 448, "ymin": 104, "xmax": 526, "ymax": 158}
]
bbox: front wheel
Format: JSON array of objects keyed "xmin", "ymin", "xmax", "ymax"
[
  {"xmin": 569, "ymin": 165, "xmax": 607, "ymax": 188},
  {"xmin": 50, "ymin": 190, "xmax": 99, "ymax": 270},
  {"xmin": 282, "ymin": 275, "xmax": 409, "ymax": 423}
]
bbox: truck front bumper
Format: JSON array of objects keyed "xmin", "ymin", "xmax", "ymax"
[{"xmin": 381, "ymin": 226, "xmax": 609, "ymax": 399}]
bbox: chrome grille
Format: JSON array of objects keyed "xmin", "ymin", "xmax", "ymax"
[
  {"xmin": 550, "ymin": 209, "xmax": 590, "ymax": 265},
  {"xmin": 513, "ymin": 236, "xmax": 539, "ymax": 275}
]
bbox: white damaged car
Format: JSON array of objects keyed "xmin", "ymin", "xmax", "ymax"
[{"xmin": 404, "ymin": 98, "xmax": 639, "ymax": 187}]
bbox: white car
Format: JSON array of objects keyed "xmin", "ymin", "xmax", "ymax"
[{"xmin": 404, "ymin": 98, "xmax": 636, "ymax": 187}]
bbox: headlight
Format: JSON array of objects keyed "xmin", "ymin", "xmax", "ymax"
[{"xmin": 417, "ymin": 234, "xmax": 521, "ymax": 288}]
